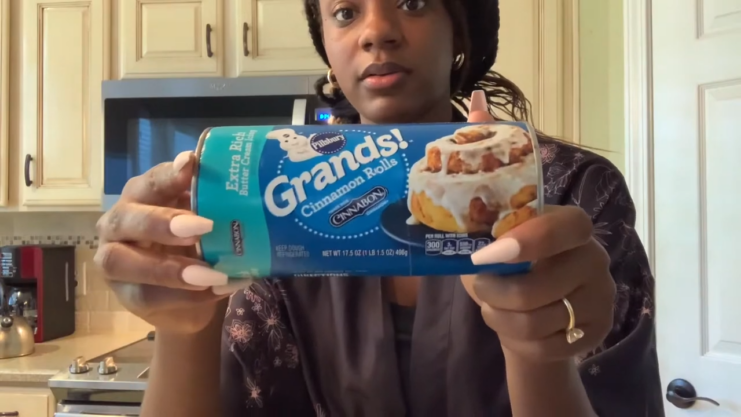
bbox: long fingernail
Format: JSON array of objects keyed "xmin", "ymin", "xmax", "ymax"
[
  {"xmin": 212, "ymin": 280, "xmax": 253, "ymax": 295},
  {"xmin": 470, "ymin": 90, "xmax": 488, "ymax": 113},
  {"xmin": 170, "ymin": 215, "xmax": 213, "ymax": 238},
  {"xmin": 182, "ymin": 265, "xmax": 228, "ymax": 286},
  {"xmin": 471, "ymin": 238, "xmax": 520, "ymax": 265},
  {"xmin": 173, "ymin": 151, "xmax": 193, "ymax": 173}
]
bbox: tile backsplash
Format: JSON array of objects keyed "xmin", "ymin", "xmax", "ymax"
[{"xmin": 0, "ymin": 212, "xmax": 153, "ymax": 334}]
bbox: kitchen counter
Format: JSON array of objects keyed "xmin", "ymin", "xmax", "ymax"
[{"xmin": 0, "ymin": 331, "xmax": 148, "ymax": 385}]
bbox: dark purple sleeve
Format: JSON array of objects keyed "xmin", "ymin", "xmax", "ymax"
[
  {"xmin": 550, "ymin": 155, "xmax": 664, "ymax": 416},
  {"xmin": 219, "ymin": 283, "xmax": 314, "ymax": 416}
]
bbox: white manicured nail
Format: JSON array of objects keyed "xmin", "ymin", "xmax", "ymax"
[
  {"xmin": 471, "ymin": 238, "xmax": 521, "ymax": 265},
  {"xmin": 170, "ymin": 215, "xmax": 213, "ymax": 238},
  {"xmin": 212, "ymin": 280, "xmax": 254, "ymax": 295},
  {"xmin": 173, "ymin": 151, "xmax": 193, "ymax": 172},
  {"xmin": 470, "ymin": 90, "xmax": 488, "ymax": 113},
  {"xmin": 182, "ymin": 265, "xmax": 228, "ymax": 286}
]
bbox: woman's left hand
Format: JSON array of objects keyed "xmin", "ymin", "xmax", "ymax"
[{"xmin": 462, "ymin": 91, "xmax": 615, "ymax": 363}]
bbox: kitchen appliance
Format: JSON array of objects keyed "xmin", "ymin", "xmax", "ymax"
[
  {"xmin": 0, "ymin": 245, "xmax": 76, "ymax": 343},
  {"xmin": 0, "ymin": 280, "xmax": 35, "ymax": 359},
  {"xmin": 49, "ymin": 332, "xmax": 154, "ymax": 416},
  {"xmin": 102, "ymin": 75, "xmax": 332, "ymax": 210}
]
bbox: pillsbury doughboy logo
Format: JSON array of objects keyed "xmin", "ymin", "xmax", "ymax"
[
  {"xmin": 310, "ymin": 131, "xmax": 347, "ymax": 155},
  {"xmin": 265, "ymin": 128, "xmax": 321, "ymax": 163}
]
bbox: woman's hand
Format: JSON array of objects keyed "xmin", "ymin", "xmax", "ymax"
[
  {"xmin": 462, "ymin": 90, "xmax": 615, "ymax": 363},
  {"xmin": 461, "ymin": 206, "xmax": 615, "ymax": 362},
  {"xmin": 95, "ymin": 152, "xmax": 251, "ymax": 334}
]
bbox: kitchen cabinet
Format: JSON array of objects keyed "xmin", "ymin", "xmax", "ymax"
[
  {"xmin": 114, "ymin": 0, "xmax": 324, "ymax": 79},
  {"xmin": 0, "ymin": 388, "xmax": 53, "ymax": 417},
  {"xmin": 0, "ymin": 0, "xmax": 578, "ymax": 212},
  {"xmin": 0, "ymin": 0, "xmax": 9, "ymax": 207},
  {"xmin": 118, "ymin": 0, "xmax": 223, "ymax": 78},
  {"xmin": 230, "ymin": 0, "xmax": 325, "ymax": 76},
  {"xmin": 18, "ymin": 0, "xmax": 107, "ymax": 207}
]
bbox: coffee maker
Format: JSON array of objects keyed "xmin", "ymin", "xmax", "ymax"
[{"xmin": 0, "ymin": 245, "xmax": 76, "ymax": 343}]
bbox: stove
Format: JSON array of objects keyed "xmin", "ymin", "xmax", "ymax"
[{"xmin": 48, "ymin": 331, "xmax": 154, "ymax": 416}]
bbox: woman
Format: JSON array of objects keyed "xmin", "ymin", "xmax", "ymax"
[{"xmin": 94, "ymin": 0, "xmax": 664, "ymax": 415}]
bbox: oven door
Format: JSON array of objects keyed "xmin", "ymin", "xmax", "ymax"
[
  {"xmin": 101, "ymin": 76, "xmax": 327, "ymax": 210},
  {"xmin": 55, "ymin": 403, "xmax": 141, "ymax": 417}
]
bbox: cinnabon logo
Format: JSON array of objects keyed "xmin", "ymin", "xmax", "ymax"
[
  {"xmin": 230, "ymin": 220, "xmax": 244, "ymax": 256},
  {"xmin": 329, "ymin": 186, "xmax": 388, "ymax": 227},
  {"xmin": 310, "ymin": 132, "xmax": 346, "ymax": 154}
]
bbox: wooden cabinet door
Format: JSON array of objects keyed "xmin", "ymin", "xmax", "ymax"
[
  {"xmin": 0, "ymin": 0, "xmax": 8, "ymax": 207},
  {"xmin": 0, "ymin": 391, "xmax": 51, "ymax": 417},
  {"xmin": 119, "ymin": 0, "xmax": 223, "ymax": 78},
  {"xmin": 233, "ymin": 0, "xmax": 325, "ymax": 76},
  {"xmin": 19, "ymin": 0, "xmax": 106, "ymax": 207}
]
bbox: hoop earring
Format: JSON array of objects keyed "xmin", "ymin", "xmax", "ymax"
[
  {"xmin": 453, "ymin": 53, "xmax": 465, "ymax": 70},
  {"xmin": 327, "ymin": 68, "xmax": 341, "ymax": 91}
]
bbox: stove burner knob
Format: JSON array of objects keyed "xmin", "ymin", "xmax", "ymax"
[
  {"xmin": 69, "ymin": 356, "xmax": 90, "ymax": 374},
  {"xmin": 98, "ymin": 356, "xmax": 118, "ymax": 375}
]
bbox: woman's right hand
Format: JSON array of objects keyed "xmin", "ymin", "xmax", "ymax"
[{"xmin": 95, "ymin": 151, "xmax": 251, "ymax": 334}]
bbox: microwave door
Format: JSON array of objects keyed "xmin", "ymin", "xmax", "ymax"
[{"xmin": 292, "ymin": 98, "xmax": 307, "ymax": 125}]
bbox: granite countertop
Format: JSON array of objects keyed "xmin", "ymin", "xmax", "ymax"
[{"xmin": 0, "ymin": 331, "xmax": 149, "ymax": 385}]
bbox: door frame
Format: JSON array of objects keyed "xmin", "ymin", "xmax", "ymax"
[
  {"xmin": 0, "ymin": 0, "xmax": 8, "ymax": 207},
  {"xmin": 623, "ymin": 0, "xmax": 655, "ymax": 269}
]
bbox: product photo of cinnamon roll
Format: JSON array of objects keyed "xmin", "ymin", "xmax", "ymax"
[{"xmin": 407, "ymin": 124, "xmax": 540, "ymax": 238}]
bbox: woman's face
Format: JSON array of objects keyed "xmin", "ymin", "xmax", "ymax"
[{"xmin": 319, "ymin": 0, "xmax": 456, "ymax": 123}]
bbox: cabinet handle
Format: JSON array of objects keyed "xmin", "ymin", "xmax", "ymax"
[
  {"xmin": 65, "ymin": 262, "xmax": 70, "ymax": 302},
  {"xmin": 24, "ymin": 154, "xmax": 33, "ymax": 187},
  {"xmin": 0, "ymin": 412, "xmax": 20, "ymax": 416},
  {"xmin": 243, "ymin": 23, "xmax": 250, "ymax": 57},
  {"xmin": 206, "ymin": 24, "xmax": 214, "ymax": 58}
]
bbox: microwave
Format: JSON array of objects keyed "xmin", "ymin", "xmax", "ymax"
[{"xmin": 102, "ymin": 76, "xmax": 330, "ymax": 210}]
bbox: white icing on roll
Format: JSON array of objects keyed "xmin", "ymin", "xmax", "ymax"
[
  {"xmin": 407, "ymin": 154, "xmax": 537, "ymax": 229},
  {"xmin": 406, "ymin": 124, "xmax": 537, "ymax": 231},
  {"xmin": 427, "ymin": 124, "xmax": 531, "ymax": 174},
  {"xmin": 406, "ymin": 214, "xmax": 420, "ymax": 225}
]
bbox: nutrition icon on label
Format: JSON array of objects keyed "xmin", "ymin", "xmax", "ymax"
[
  {"xmin": 425, "ymin": 239, "xmax": 442, "ymax": 256},
  {"xmin": 474, "ymin": 238, "xmax": 491, "ymax": 252},
  {"xmin": 442, "ymin": 240, "xmax": 458, "ymax": 256},
  {"xmin": 457, "ymin": 238, "xmax": 474, "ymax": 255},
  {"xmin": 425, "ymin": 236, "xmax": 488, "ymax": 256}
]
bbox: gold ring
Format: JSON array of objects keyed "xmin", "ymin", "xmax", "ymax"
[{"xmin": 562, "ymin": 298, "xmax": 585, "ymax": 344}]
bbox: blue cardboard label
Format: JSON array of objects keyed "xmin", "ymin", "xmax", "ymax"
[{"xmin": 193, "ymin": 122, "xmax": 543, "ymax": 279}]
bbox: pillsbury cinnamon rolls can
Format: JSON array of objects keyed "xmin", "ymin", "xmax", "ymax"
[{"xmin": 191, "ymin": 122, "xmax": 543, "ymax": 279}]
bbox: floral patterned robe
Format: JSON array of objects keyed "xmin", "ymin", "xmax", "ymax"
[{"xmin": 219, "ymin": 139, "xmax": 665, "ymax": 416}]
